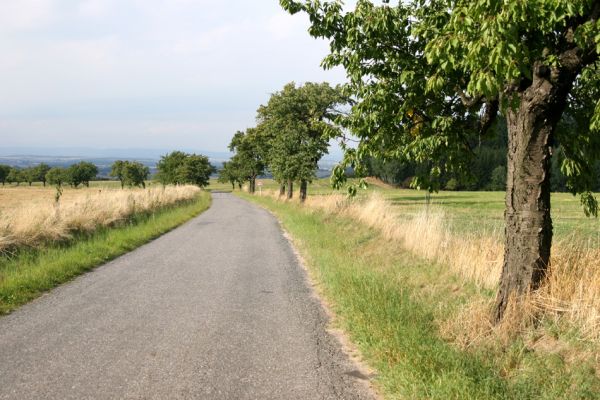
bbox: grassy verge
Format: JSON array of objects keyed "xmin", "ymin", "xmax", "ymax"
[
  {"xmin": 240, "ymin": 193, "xmax": 600, "ymax": 399},
  {"xmin": 0, "ymin": 192, "xmax": 211, "ymax": 314}
]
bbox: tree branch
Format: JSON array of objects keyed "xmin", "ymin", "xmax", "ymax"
[{"xmin": 456, "ymin": 87, "xmax": 483, "ymax": 108}]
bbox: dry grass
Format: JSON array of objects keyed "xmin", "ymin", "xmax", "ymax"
[
  {"xmin": 0, "ymin": 185, "xmax": 201, "ymax": 251},
  {"xmin": 262, "ymin": 189, "xmax": 600, "ymax": 344}
]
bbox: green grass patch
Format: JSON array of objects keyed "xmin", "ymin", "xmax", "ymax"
[
  {"xmin": 240, "ymin": 193, "xmax": 600, "ymax": 399},
  {"xmin": 0, "ymin": 192, "xmax": 211, "ymax": 314},
  {"xmin": 217, "ymin": 178, "xmax": 600, "ymax": 244}
]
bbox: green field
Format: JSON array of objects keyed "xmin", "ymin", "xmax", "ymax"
[{"xmin": 210, "ymin": 178, "xmax": 600, "ymax": 244}]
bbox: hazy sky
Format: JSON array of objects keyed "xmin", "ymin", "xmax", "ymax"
[{"xmin": 0, "ymin": 0, "xmax": 347, "ymax": 154}]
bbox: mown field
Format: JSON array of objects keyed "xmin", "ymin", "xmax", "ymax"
[{"xmin": 210, "ymin": 178, "xmax": 600, "ymax": 244}]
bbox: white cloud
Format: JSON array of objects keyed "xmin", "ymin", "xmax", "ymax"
[
  {"xmin": 77, "ymin": 0, "xmax": 115, "ymax": 19},
  {"xmin": 0, "ymin": 0, "xmax": 56, "ymax": 32},
  {"xmin": 0, "ymin": 0, "xmax": 347, "ymax": 153}
]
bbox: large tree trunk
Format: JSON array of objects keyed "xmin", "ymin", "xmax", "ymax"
[
  {"xmin": 286, "ymin": 179, "xmax": 293, "ymax": 199},
  {"xmin": 299, "ymin": 180, "xmax": 308, "ymax": 202},
  {"xmin": 279, "ymin": 182, "xmax": 286, "ymax": 197},
  {"xmin": 494, "ymin": 65, "xmax": 571, "ymax": 322}
]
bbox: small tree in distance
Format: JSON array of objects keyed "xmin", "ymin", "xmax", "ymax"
[
  {"xmin": 67, "ymin": 162, "xmax": 98, "ymax": 188},
  {"xmin": 111, "ymin": 161, "xmax": 149, "ymax": 188},
  {"xmin": 7, "ymin": 168, "xmax": 24, "ymax": 186},
  {"xmin": 0, "ymin": 165, "xmax": 10, "ymax": 186},
  {"xmin": 156, "ymin": 151, "xmax": 215, "ymax": 188},
  {"xmin": 218, "ymin": 159, "xmax": 245, "ymax": 190}
]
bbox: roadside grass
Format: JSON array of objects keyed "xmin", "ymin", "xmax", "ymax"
[
  {"xmin": 0, "ymin": 192, "xmax": 211, "ymax": 314},
  {"xmin": 240, "ymin": 193, "xmax": 600, "ymax": 399}
]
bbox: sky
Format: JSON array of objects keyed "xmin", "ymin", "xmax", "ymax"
[{"xmin": 0, "ymin": 0, "xmax": 348, "ymax": 156}]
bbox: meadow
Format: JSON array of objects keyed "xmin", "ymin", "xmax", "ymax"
[{"xmin": 210, "ymin": 177, "xmax": 600, "ymax": 244}]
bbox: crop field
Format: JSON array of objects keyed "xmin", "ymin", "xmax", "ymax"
[{"xmin": 0, "ymin": 182, "xmax": 201, "ymax": 251}]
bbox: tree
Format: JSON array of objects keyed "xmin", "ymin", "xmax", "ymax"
[
  {"xmin": 490, "ymin": 166, "xmax": 507, "ymax": 191},
  {"xmin": 110, "ymin": 160, "xmax": 127, "ymax": 189},
  {"xmin": 123, "ymin": 161, "xmax": 150, "ymax": 188},
  {"xmin": 67, "ymin": 162, "xmax": 98, "ymax": 188},
  {"xmin": 111, "ymin": 161, "xmax": 150, "ymax": 188},
  {"xmin": 0, "ymin": 165, "xmax": 10, "ymax": 186},
  {"xmin": 46, "ymin": 167, "xmax": 68, "ymax": 187},
  {"xmin": 23, "ymin": 167, "xmax": 37, "ymax": 186},
  {"xmin": 6, "ymin": 168, "xmax": 24, "ymax": 186},
  {"xmin": 282, "ymin": 0, "xmax": 600, "ymax": 320},
  {"xmin": 175, "ymin": 154, "xmax": 214, "ymax": 187},
  {"xmin": 156, "ymin": 151, "xmax": 215, "ymax": 187},
  {"xmin": 218, "ymin": 159, "xmax": 246, "ymax": 190},
  {"xmin": 257, "ymin": 82, "xmax": 343, "ymax": 201},
  {"xmin": 35, "ymin": 163, "xmax": 51, "ymax": 187},
  {"xmin": 228, "ymin": 129, "xmax": 268, "ymax": 194}
]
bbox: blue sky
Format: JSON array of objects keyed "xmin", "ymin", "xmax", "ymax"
[{"xmin": 0, "ymin": 0, "xmax": 347, "ymax": 155}]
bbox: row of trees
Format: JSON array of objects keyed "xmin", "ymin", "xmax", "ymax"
[
  {"xmin": 45, "ymin": 162, "xmax": 99, "ymax": 188},
  {"xmin": 0, "ymin": 152, "xmax": 214, "ymax": 190},
  {"xmin": 108, "ymin": 153, "xmax": 215, "ymax": 189},
  {"xmin": 220, "ymin": 82, "xmax": 343, "ymax": 201},
  {"xmin": 0, "ymin": 162, "xmax": 98, "ymax": 188},
  {"xmin": 0, "ymin": 164, "xmax": 51, "ymax": 186},
  {"xmin": 156, "ymin": 151, "xmax": 215, "ymax": 187},
  {"xmin": 110, "ymin": 161, "xmax": 150, "ymax": 188}
]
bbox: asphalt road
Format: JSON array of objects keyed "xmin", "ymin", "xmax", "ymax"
[{"xmin": 0, "ymin": 193, "xmax": 375, "ymax": 400}]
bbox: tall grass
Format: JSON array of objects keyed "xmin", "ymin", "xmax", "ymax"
[
  {"xmin": 0, "ymin": 185, "xmax": 201, "ymax": 252},
  {"xmin": 0, "ymin": 191, "xmax": 211, "ymax": 314},
  {"xmin": 263, "ymin": 189, "xmax": 600, "ymax": 343}
]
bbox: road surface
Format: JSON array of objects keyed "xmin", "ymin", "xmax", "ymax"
[{"xmin": 0, "ymin": 193, "xmax": 375, "ymax": 399}]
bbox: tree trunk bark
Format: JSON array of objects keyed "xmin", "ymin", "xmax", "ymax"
[
  {"xmin": 299, "ymin": 180, "xmax": 308, "ymax": 202},
  {"xmin": 286, "ymin": 179, "xmax": 293, "ymax": 199},
  {"xmin": 279, "ymin": 182, "xmax": 286, "ymax": 197},
  {"xmin": 249, "ymin": 177, "xmax": 256, "ymax": 194},
  {"xmin": 494, "ymin": 69, "xmax": 570, "ymax": 322},
  {"xmin": 231, "ymin": 182, "xmax": 235, "ymax": 190}
]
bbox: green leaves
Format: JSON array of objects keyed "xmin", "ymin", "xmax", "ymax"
[
  {"xmin": 157, "ymin": 152, "xmax": 215, "ymax": 188},
  {"xmin": 258, "ymin": 82, "xmax": 344, "ymax": 185},
  {"xmin": 283, "ymin": 0, "xmax": 600, "ymax": 214}
]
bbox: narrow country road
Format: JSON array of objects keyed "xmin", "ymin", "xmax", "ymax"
[{"xmin": 0, "ymin": 193, "xmax": 374, "ymax": 400}]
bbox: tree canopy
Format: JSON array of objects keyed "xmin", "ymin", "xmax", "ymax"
[
  {"xmin": 111, "ymin": 161, "xmax": 150, "ymax": 188},
  {"xmin": 257, "ymin": 81, "xmax": 344, "ymax": 200},
  {"xmin": 228, "ymin": 129, "xmax": 269, "ymax": 194},
  {"xmin": 157, "ymin": 151, "xmax": 215, "ymax": 187}
]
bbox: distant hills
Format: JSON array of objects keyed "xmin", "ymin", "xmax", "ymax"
[
  {"xmin": 0, "ymin": 147, "xmax": 340, "ymax": 178},
  {"xmin": 0, "ymin": 147, "xmax": 233, "ymax": 161}
]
